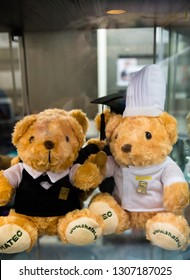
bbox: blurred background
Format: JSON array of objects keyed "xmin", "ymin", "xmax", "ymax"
[{"xmin": 0, "ymin": 0, "xmax": 190, "ymax": 260}]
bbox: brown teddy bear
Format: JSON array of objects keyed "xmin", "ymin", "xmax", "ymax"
[
  {"xmin": 89, "ymin": 65, "xmax": 190, "ymax": 251},
  {"xmin": 0, "ymin": 108, "xmax": 107, "ymax": 254}
]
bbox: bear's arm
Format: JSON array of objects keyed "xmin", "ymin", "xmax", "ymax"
[
  {"xmin": 0, "ymin": 163, "xmax": 23, "ymax": 206},
  {"xmin": 162, "ymin": 158, "xmax": 189, "ymax": 212}
]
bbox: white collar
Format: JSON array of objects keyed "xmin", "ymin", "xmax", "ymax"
[
  {"xmin": 124, "ymin": 157, "xmax": 171, "ymax": 174},
  {"xmin": 23, "ymin": 163, "xmax": 70, "ymax": 183}
]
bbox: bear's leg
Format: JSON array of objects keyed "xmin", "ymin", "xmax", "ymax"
[
  {"xmin": 146, "ymin": 212, "xmax": 190, "ymax": 250},
  {"xmin": 89, "ymin": 193, "xmax": 130, "ymax": 235},
  {"xmin": 0, "ymin": 213, "xmax": 38, "ymax": 254},
  {"xmin": 58, "ymin": 209, "xmax": 104, "ymax": 245}
]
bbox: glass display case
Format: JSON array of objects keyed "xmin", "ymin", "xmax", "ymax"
[{"xmin": 0, "ymin": 1, "xmax": 190, "ymax": 261}]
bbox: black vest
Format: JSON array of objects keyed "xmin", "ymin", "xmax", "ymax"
[{"xmin": 14, "ymin": 169, "xmax": 82, "ymax": 217}]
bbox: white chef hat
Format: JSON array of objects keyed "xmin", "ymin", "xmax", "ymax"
[{"xmin": 123, "ymin": 64, "xmax": 166, "ymax": 117}]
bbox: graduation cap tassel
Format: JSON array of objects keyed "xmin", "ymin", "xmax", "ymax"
[
  {"xmin": 100, "ymin": 105, "xmax": 106, "ymax": 141},
  {"xmin": 91, "ymin": 92, "xmax": 126, "ymax": 140}
]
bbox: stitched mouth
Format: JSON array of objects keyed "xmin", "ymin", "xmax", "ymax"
[
  {"xmin": 47, "ymin": 153, "xmax": 61, "ymax": 166},
  {"xmin": 122, "ymin": 153, "xmax": 134, "ymax": 166},
  {"xmin": 48, "ymin": 151, "xmax": 51, "ymax": 163}
]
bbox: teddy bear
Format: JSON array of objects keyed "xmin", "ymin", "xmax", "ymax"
[
  {"xmin": 88, "ymin": 64, "xmax": 190, "ymax": 251},
  {"xmin": 0, "ymin": 108, "xmax": 107, "ymax": 254}
]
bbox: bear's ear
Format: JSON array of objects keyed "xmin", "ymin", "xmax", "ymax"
[
  {"xmin": 69, "ymin": 109, "xmax": 89, "ymax": 135},
  {"xmin": 94, "ymin": 109, "xmax": 112, "ymax": 132},
  {"xmin": 106, "ymin": 114, "xmax": 123, "ymax": 141},
  {"xmin": 12, "ymin": 114, "xmax": 37, "ymax": 146},
  {"xmin": 159, "ymin": 112, "xmax": 178, "ymax": 145}
]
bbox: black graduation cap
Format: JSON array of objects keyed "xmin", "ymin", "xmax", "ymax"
[
  {"xmin": 91, "ymin": 91, "xmax": 126, "ymax": 115},
  {"xmin": 91, "ymin": 91, "xmax": 126, "ymax": 140}
]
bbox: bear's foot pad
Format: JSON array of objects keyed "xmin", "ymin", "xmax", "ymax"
[
  {"xmin": 0, "ymin": 224, "xmax": 31, "ymax": 254},
  {"xmin": 65, "ymin": 217, "xmax": 102, "ymax": 245},
  {"xmin": 147, "ymin": 222, "xmax": 187, "ymax": 250},
  {"xmin": 89, "ymin": 201, "xmax": 119, "ymax": 235}
]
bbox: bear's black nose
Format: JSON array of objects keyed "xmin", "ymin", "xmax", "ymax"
[
  {"xmin": 44, "ymin": 140, "xmax": 55, "ymax": 150},
  {"xmin": 121, "ymin": 144, "xmax": 132, "ymax": 153}
]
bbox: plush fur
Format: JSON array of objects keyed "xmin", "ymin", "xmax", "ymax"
[
  {"xmin": 89, "ymin": 111, "xmax": 190, "ymax": 251},
  {"xmin": 0, "ymin": 108, "xmax": 106, "ymax": 254}
]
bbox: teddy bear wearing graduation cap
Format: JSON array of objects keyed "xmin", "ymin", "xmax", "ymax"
[{"xmin": 89, "ymin": 64, "xmax": 190, "ymax": 251}]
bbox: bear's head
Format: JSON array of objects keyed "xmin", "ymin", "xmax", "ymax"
[
  {"xmin": 12, "ymin": 108, "xmax": 89, "ymax": 172},
  {"xmin": 105, "ymin": 112, "xmax": 177, "ymax": 167}
]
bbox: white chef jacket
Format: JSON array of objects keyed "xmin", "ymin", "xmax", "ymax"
[{"xmin": 105, "ymin": 156, "xmax": 187, "ymax": 212}]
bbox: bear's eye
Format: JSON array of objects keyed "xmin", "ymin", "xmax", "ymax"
[
  {"xmin": 29, "ymin": 136, "xmax": 35, "ymax": 143},
  {"xmin": 65, "ymin": 136, "xmax": 69, "ymax": 142},
  {"xmin": 114, "ymin": 134, "xmax": 118, "ymax": 139},
  {"xmin": 145, "ymin": 131, "xmax": 152, "ymax": 140}
]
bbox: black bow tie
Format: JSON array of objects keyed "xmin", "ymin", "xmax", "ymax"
[{"xmin": 36, "ymin": 174, "xmax": 52, "ymax": 184}]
